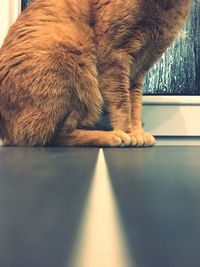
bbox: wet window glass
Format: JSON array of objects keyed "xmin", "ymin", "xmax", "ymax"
[
  {"xmin": 144, "ymin": 0, "xmax": 200, "ymax": 95},
  {"xmin": 22, "ymin": 0, "xmax": 31, "ymax": 10}
]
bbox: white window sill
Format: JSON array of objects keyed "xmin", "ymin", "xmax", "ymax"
[
  {"xmin": 143, "ymin": 96, "xmax": 200, "ymax": 105},
  {"xmin": 143, "ymin": 96, "xmax": 200, "ymax": 136}
]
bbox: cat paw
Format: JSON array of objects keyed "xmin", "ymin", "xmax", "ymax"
[
  {"xmin": 129, "ymin": 129, "xmax": 156, "ymax": 147},
  {"xmin": 108, "ymin": 130, "xmax": 131, "ymax": 147}
]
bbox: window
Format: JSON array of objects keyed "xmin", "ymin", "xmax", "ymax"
[{"xmin": 144, "ymin": 0, "xmax": 200, "ymax": 96}]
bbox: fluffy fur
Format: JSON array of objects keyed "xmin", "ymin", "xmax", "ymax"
[{"xmin": 0, "ymin": 0, "xmax": 191, "ymax": 146}]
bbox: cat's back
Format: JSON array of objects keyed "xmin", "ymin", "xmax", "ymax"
[
  {"xmin": 1, "ymin": 0, "xmax": 92, "ymax": 53},
  {"xmin": 0, "ymin": 0, "xmax": 97, "ymax": 116},
  {"xmin": 0, "ymin": 0, "xmax": 94, "ymax": 89}
]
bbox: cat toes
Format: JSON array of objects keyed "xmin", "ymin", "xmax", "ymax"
[
  {"xmin": 101, "ymin": 130, "xmax": 154, "ymax": 147},
  {"xmin": 109, "ymin": 130, "xmax": 131, "ymax": 147},
  {"xmin": 130, "ymin": 130, "xmax": 156, "ymax": 147}
]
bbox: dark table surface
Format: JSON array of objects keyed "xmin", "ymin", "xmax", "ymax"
[{"xmin": 0, "ymin": 146, "xmax": 200, "ymax": 267}]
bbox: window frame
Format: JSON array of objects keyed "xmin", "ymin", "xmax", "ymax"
[{"xmin": 1, "ymin": 0, "xmax": 200, "ymax": 145}]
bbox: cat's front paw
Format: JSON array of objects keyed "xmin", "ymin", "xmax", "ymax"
[
  {"xmin": 129, "ymin": 129, "xmax": 156, "ymax": 147},
  {"xmin": 109, "ymin": 130, "xmax": 131, "ymax": 147}
]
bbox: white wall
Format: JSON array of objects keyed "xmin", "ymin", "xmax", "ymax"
[{"xmin": 0, "ymin": 0, "xmax": 21, "ymax": 46}]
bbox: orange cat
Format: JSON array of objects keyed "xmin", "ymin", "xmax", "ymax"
[{"xmin": 0, "ymin": 0, "xmax": 191, "ymax": 146}]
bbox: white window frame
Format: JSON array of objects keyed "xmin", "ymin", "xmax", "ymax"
[{"xmin": 1, "ymin": 0, "xmax": 200, "ymax": 146}]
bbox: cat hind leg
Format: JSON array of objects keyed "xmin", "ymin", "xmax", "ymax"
[{"xmin": 2, "ymin": 107, "xmax": 58, "ymax": 146}]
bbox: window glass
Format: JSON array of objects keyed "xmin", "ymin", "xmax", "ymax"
[
  {"xmin": 144, "ymin": 0, "xmax": 200, "ymax": 95},
  {"xmin": 22, "ymin": 0, "xmax": 31, "ymax": 10}
]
